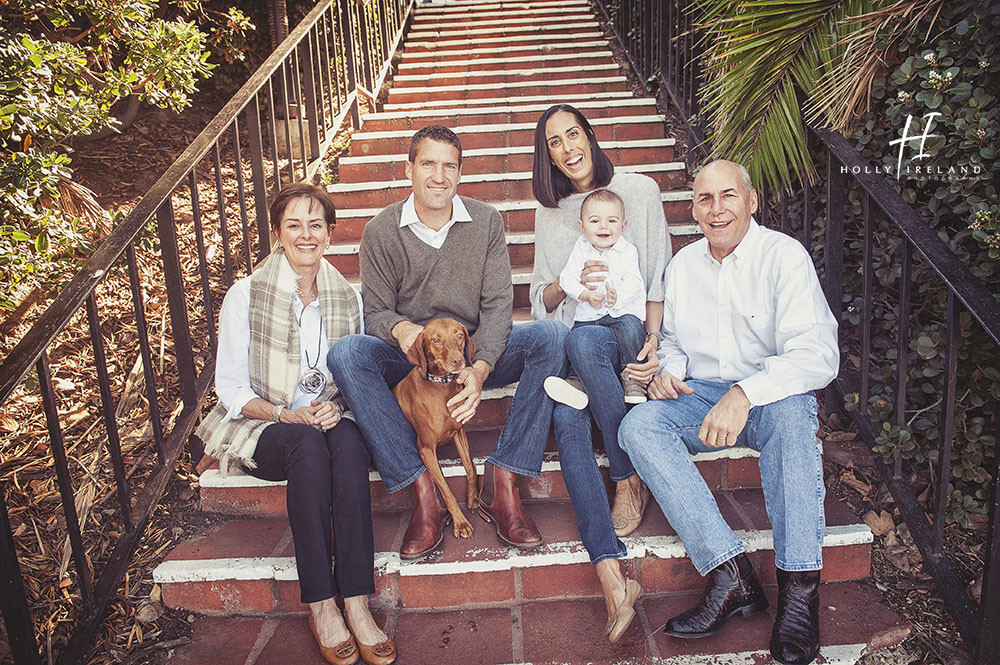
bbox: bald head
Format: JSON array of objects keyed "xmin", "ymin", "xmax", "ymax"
[{"xmin": 692, "ymin": 159, "xmax": 758, "ymax": 262}]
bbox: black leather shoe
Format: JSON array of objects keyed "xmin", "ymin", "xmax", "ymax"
[
  {"xmin": 770, "ymin": 569, "xmax": 821, "ymax": 665},
  {"xmin": 663, "ymin": 553, "xmax": 768, "ymax": 638}
]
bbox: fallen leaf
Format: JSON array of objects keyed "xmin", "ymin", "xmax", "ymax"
[
  {"xmin": 842, "ymin": 470, "xmax": 872, "ymax": 496},
  {"xmin": 59, "ymin": 576, "xmax": 73, "ymax": 588},
  {"xmin": 863, "ymin": 625, "xmax": 911, "ymax": 655},
  {"xmin": 825, "ymin": 431, "xmax": 857, "ymax": 442},
  {"xmin": 0, "ymin": 415, "xmax": 19, "ymax": 433},
  {"xmin": 149, "ymin": 584, "xmax": 161, "ymax": 603},
  {"xmin": 135, "ymin": 600, "xmax": 163, "ymax": 624},
  {"xmin": 864, "ymin": 510, "xmax": 895, "ymax": 537}
]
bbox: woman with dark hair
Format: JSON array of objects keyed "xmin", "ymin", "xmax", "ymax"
[
  {"xmin": 529, "ymin": 104, "xmax": 671, "ymax": 642},
  {"xmin": 196, "ymin": 183, "xmax": 395, "ymax": 665}
]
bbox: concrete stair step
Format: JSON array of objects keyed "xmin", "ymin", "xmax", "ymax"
[
  {"xmin": 405, "ymin": 30, "xmax": 608, "ymax": 51},
  {"xmin": 396, "ymin": 50, "xmax": 617, "ymax": 75},
  {"xmin": 414, "ymin": 0, "xmax": 589, "ymax": 11},
  {"xmin": 386, "ymin": 76, "xmax": 628, "ymax": 103},
  {"xmin": 409, "ymin": 11, "xmax": 594, "ymax": 32},
  {"xmin": 329, "ymin": 161, "xmax": 685, "ymax": 209},
  {"xmin": 399, "ymin": 39, "xmax": 610, "ymax": 63},
  {"xmin": 381, "ymin": 90, "xmax": 636, "ymax": 111},
  {"xmin": 155, "ymin": 492, "xmax": 872, "ymax": 614},
  {"xmin": 339, "ymin": 137, "xmax": 672, "ymax": 180},
  {"xmin": 392, "ymin": 63, "xmax": 621, "ymax": 88},
  {"xmin": 348, "ymin": 113, "xmax": 666, "ymax": 156},
  {"xmin": 360, "ymin": 98, "xmax": 656, "ymax": 133},
  {"xmin": 199, "ymin": 435, "xmax": 770, "ymax": 517},
  {"xmin": 413, "ymin": 0, "xmax": 590, "ymax": 21},
  {"xmin": 158, "ymin": 581, "xmax": 906, "ymax": 665},
  {"xmin": 406, "ymin": 20, "xmax": 600, "ymax": 43}
]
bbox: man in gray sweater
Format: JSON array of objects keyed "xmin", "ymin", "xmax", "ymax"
[{"xmin": 327, "ymin": 125, "xmax": 568, "ymax": 560}]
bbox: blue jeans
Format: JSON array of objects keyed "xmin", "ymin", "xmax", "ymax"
[
  {"xmin": 619, "ymin": 380, "xmax": 825, "ymax": 575},
  {"xmin": 554, "ymin": 404, "xmax": 628, "ymax": 563},
  {"xmin": 566, "ymin": 318, "xmax": 644, "ymax": 482},
  {"xmin": 572, "ymin": 313, "xmax": 645, "ymax": 370},
  {"xmin": 326, "ymin": 319, "xmax": 567, "ymax": 492}
]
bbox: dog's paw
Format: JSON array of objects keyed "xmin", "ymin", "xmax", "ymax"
[
  {"xmin": 467, "ymin": 491, "xmax": 480, "ymax": 510},
  {"xmin": 454, "ymin": 519, "xmax": 475, "ymax": 539}
]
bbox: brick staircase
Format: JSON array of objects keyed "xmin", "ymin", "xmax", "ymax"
[{"xmin": 154, "ymin": 1, "xmax": 906, "ymax": 663}]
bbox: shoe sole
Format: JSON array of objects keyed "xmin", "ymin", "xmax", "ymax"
[
  {"xmin": 624, "ymin": 394, "xmax": 647, "ymax": 404},
  {"xmin": 661, "ymin": 597, "xmax": 769, "ymax": 639},
  {"xmin": 544, "ymin": 376, "xmax": 589, "ymax": 410},
  {"xmin": 478, "ymin": 505, "xmax": 543, "ymax": 550}
]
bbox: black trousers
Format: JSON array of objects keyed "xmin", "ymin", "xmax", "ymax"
[{"xmin": 248, "ymin": 419, "xmax": 375, "ymax": 603}]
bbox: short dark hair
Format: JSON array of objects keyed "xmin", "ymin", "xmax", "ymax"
[
  {"xmin": 268, "ymin": 182, "xmax": 336, "ymax": 235},
  {"xmin": 531, "ymin": 104, "xmax": 614, "ymax": 208},
  {"xmin": 581, "ymin": 188, "xmax": 624, "ymax": 217},
  {"xmin": 408, "ymin": 124, "xmax": 463, "ymax": 167}
]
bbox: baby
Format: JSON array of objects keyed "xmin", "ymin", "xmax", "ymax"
[{"xmin": 544, "ymin": 188, "xmax": 648, "ymax": 409}]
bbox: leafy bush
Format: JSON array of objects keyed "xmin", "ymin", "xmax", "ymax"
[
  {"xmin": 0, "ymin": 0, "xmax": 253, "ymax": 309},
  {"xmin": 842, "ymin": 0, "xmax": 998, "ymax": 526}
]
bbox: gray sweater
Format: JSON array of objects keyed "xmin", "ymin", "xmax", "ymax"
[{"xmin": 360, "ymin": 196, "xmax": 513, "ymax": 368}]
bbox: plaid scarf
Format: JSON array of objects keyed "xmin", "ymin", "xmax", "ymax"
[{"xmin": 196, "ymin": 247, "xmax": 360, "ymax": 473}]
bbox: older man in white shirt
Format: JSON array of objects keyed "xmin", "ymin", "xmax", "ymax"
[{"xmin": 619, "ymin": 160, "xmax": 839, "ymax": 665}]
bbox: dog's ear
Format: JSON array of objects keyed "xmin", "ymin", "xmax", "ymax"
[
  {"xmin": 406, "ymin": 331, "xmax": 429, "ymax": 374},
  {"xmin": 461, "ymin": 324, "xmax": 476, "ymax": 363}
]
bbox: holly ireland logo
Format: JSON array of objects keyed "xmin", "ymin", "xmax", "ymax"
[
  {"xmin": 888, "ymin": 112, "xmax": 941, "ymax": 180},
  {"xmin": 840, "ymin": 111, "xmax": 983, "ymax": 181}
]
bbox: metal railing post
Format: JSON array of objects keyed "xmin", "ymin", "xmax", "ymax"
[{"xmin": 0, "ymin": 489, "xmax": 42, "ymax": 665}]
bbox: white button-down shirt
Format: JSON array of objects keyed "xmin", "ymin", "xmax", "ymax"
[
  {"xmin": 658, "ymin": 219, "xmax": 839, "ymax": 406},
  {"xmin": 559, "ymin": 235, "xmax": 647, "ymax": 322},
  {"xmin": 215, "ymin": 276, "xmax": 364, "ymax": 420},
  {"xmin": 399, "ymin": 193, "xmax": 473, "ymax": 248}
]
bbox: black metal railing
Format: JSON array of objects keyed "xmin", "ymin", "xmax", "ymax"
[
  {"xmin": 596, "ymin": 1, "xmax": 999, "ymax": 663},
  {"xmin": 0, "ymin": 1, "xmax": 412, "ymax": 663}
]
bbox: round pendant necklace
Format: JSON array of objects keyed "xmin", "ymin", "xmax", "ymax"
[{"xmin": 297, "ymin": 305, "xmax": 327, "ymax": 395}]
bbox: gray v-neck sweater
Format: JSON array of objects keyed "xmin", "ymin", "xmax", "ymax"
[{"xmin": 359, "ymin": 196, "xmax": 514, "ymax": 368}]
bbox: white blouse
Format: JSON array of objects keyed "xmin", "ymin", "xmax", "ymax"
[{"xmin": 213, "ymin": 275, "xmax": 364, "ymax": 420}]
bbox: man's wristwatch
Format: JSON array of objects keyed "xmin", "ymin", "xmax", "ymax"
[
  {"xmin": 272, "ymin": 403, "xmax": 284, "ymax": 422},
  {"xmin": 645, "ymin": 331, "xmax": 660, "ymax": 346}
]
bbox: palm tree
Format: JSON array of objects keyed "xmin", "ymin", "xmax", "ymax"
[{"xmin": 691, "ymin": 0, "xmax": 944, "ymax": 191}]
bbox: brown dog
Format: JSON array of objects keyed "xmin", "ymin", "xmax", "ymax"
[{"xmin": 393, "ymin": 318, "xmax": 480, "ymax": 540}]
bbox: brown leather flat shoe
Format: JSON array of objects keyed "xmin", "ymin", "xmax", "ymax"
[
  {"xmin": 309, "ymin": 615, "xmax": 359, "ymax": 665},
  {"xmin": 608, "ymin": 579, "xmax": 642, "ymax": 644},
  {"xmin": 612, "ymin": 482, "xmax": 650, "ymax": 538},
  {"xmin": 358, "ymin": 637, "xmax": 396, "ymax": 665}
]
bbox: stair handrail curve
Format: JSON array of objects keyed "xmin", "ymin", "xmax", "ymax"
[
  {"xmin": 594, "ymin": 0, "xmax": 999, "ymax": 663},
  {"xmin": 0, "ymin": 0, "xmax": 414, "ymax": 663}
]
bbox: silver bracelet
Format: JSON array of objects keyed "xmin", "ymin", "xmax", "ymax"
[{"xmin": 272, "ymin": 403, "xmax": 284, "ymax": 422}]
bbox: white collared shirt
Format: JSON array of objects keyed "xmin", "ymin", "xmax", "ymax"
[
  {"xmin": 559, "ymin": 235, "xmax": 647, "ymax": 322},
  {"xmin": 657, "ymin": 219, "xmax": 839, "ymax": 406},
  {"xmin": 399, "ymin": 193, "xmax": 473, "ymax": 248},
  {"xmin": 214, "ymin": 276, "xmax": 364, "ymax": 420}
]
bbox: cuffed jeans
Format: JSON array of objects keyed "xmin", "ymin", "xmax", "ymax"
[
  {"xmin": 326, "ymin": 319, "xmax": 567, "ymax": 492},
  {"xmin": 248, "ymin": 419, "xmax": 374, "ymax": 603},
  {"xmin": 619, "ymin": 380, "xmax": 825, "ymax": 575}
]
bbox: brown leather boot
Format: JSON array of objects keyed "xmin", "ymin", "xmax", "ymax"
[
  {"xmin": 400, "ymin": 471, "xmax": 450, "ymax": 560},
  {"xmin": 477, "ymin": 462, "xmax": 542, "ymax": 549}
]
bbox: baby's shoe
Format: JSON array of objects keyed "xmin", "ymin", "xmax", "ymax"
[
  {"xmin": 544, "ymin": 376, "xmax": 589, "ymax": 410},
  {"xmin": 621, "ymin": 370, "xmax": 648, "ymax": 404}
]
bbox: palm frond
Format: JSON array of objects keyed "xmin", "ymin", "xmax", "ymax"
[
  {"xmin": 691, "ymin": 0, "xmax": 863, "ymax": 192},
  {"xmin": 806, "ymin": 0, "xmax": 944, "ymax": 132}
]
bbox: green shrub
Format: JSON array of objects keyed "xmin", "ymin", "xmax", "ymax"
[{"xmin": 0, "ymin": 0, "xmax": 253, "ymax": 308}]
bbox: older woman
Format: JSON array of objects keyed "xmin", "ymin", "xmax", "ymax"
[
  {"xmin": 196, "ymin": 183, "xmax": 395, "ymax": 665},
  {"xmin": 529, "ymin": 104, "xmax": 671, "ymax": 642}
]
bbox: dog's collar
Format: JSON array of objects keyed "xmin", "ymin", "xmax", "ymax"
[{"xmin": 424, "ymin": 372, "xmax": 460, "ymax": 383}]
